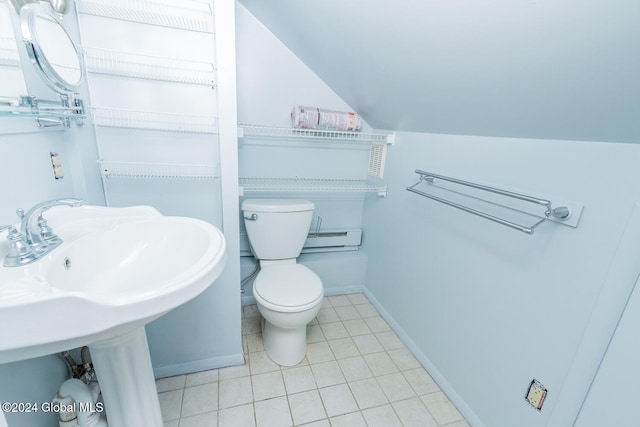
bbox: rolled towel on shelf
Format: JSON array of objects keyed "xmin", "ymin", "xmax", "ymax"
[{"xmin": 291, "ymin": 104, "xmax": 362, "ymax": 131}]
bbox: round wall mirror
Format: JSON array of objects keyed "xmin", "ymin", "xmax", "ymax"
[{"xmin": 20, "ymin": 3, "xmax": 82, "ymax": 93}]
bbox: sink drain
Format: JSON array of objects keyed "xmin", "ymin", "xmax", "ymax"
[{"xmin": 64, "ymin": 257, "xmax": 71, "ymax": 270}]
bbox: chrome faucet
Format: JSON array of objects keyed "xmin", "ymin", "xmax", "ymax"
[{"xmin": 1, "ymin": 198, "xmax": 85, "ymax": 267}]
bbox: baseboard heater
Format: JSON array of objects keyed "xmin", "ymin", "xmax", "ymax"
[{"xmin": 240, "ymin": 229, "xmax": 362, "ymax": 255}]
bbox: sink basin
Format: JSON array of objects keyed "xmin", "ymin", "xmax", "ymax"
[{"xmin": 0, "ymin": 205, "xmax": 227, "ymax": 364}]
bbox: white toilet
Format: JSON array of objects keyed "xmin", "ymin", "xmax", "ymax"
[{"xmin": 242, "ymin": 199, "xmax": 324, "ymax": 366}]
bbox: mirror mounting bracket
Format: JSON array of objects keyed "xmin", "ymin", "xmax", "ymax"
[
  {"xmin": 0, "ymin": 94, "xmax": 84, "ymax": 128},
  {"xmin": 9, "ymin": 0, "xmax": 70, "ymax": 17}
]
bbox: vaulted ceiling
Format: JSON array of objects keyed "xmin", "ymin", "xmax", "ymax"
[{"xmin": 238, "ymin": 0, "xmax": 640, "ymax": 143}]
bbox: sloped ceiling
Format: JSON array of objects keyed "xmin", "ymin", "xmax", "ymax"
[{"xmin": 238, "ymin": 0, "xmax": 640, "ymax": 143}]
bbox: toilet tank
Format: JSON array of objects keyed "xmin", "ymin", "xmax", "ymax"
[{"xmin": 242, "ymin": 199, "xmax": 314, "ymax": 260}]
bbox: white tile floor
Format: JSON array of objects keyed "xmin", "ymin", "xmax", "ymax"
[{"xmin": 158, "ymin": 293, "xmax": 470, "ymax": 427}]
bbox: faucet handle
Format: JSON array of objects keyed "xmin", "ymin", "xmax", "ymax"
[
  {"xmin": 0, "ymin": 225, "xmax": 34, "ymax": 267},
  {"xmin": 0, "ymin": 225, "xmax": 17, "ymax": 234},
  {"xmin": 16, "ymin": 208, "xmax": 24, "ymax": 220},
  {"xmin": 37, "ymin": 214, "xmax": 61, "ymax": 246}
]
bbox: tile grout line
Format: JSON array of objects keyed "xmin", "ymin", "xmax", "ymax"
[{"xmin": 161, "ymin": 293, "xmax": 468, "ymax": 427}]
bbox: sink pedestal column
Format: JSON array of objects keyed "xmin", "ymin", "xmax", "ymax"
[{"xmin": 89, "ymin": 326, "xmax": 163, "ymax": 427}]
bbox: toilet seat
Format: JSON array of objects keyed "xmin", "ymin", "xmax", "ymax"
[{"xmin": 253, "ymin": 264, "xmax": 323, "ymax": 313}]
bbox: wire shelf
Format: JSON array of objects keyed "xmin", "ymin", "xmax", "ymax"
[
  {"xmin": 98, "ymin": 160, "xmax": 218, "ymax": 180},
  {"xmin": 90, "ymin": 107, "xmax": 217, "ymax": 133},
  {"xmin": 239, "ymin": 178, "xmax": 387, "ymax": 196},
  {"xmin": 238, "ymin": 124, "xmax": 394, "ymax": 145},
  {"xmin": 77, "ymin": 0, "xmax": 214, "ymax": 33},
  {"xmin": 83, "ymin": 46, "xmax": 216, "ymax": 86}
]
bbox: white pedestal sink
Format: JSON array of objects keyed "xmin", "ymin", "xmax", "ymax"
[
  {"xmin": 0, "ymin": 205, "xmax": 227, "ymax": 427},
  {"xmin": 89, "ymin": 328, "xmax": 163, "ymax": 426}
]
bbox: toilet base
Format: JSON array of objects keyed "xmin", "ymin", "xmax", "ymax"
[
  {"xmin": 256, "ymin": 298, "xmax": 322, "ymax": 366},
  {"xmin": 262, "ymin": 318, "xmax": 307, "ymax": 366}
]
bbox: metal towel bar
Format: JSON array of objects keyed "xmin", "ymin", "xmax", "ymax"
[{"xmin": 406, "ymin": 169, "xmax": 571, "ymax": 235}]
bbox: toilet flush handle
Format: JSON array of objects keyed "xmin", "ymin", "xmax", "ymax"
[{"xmin": 244, "ymin": 213, "xmax": 258, "ymax": 221}]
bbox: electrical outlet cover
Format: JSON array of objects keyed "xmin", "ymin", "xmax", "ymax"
[
  {"xmin": 525, "ymin": 379, "xmax": 547, "ymax": 411},
  {"xmin": 50, "ymin": 152, "xmax": 64, "ymax": 179}
]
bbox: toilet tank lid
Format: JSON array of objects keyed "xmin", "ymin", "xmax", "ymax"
[{"xmin": 242, "ymin": 199, "xmax": 314, "ymax": 213}]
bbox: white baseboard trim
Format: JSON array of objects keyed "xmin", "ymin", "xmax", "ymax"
[
  {"xmin": 153, "ymin": 353, "xmax": 245, "ymax": 379},
  {"xmin": 363, "ymin": 289, "xmax": 485, "ymax": 427}
]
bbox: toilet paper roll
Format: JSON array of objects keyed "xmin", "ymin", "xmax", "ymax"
[{"xmin": 291, "ymin": 105, "xmax": 362, "ymax": 132}]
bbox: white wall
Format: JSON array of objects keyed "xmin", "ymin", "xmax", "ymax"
[
  {"xmin": 361, "ymin": 132, "xmax": 640, "ymax": 427},
  {"xmin": 143, "ymin": 0, "xmax": 244, "ymax": 378},
  {"xmin": 0, "ymin": 124, "xmax": 98, "ymax": 427},
  {"xmin": 574, "ymin": 275, "xmax": 640, "ymax": 427},
  {"xmin": 75, "ymin": 0, "xmax": 244, "ymax": 376},
  {"xmin": 235, "ymin": 3, "xmax": 372, "ymax": 299},
  {"xmin": 235, "ymin": 3, "xmax": 368, "ymax": 129}
]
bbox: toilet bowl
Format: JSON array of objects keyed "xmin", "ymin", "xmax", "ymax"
[
  {"xmin": 242, "ymin": 199, "xmax": 324, "ymax": 366},
  {"xmin": 254, "ymin": 262, "xmax": 323, "ymax": 365}
]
